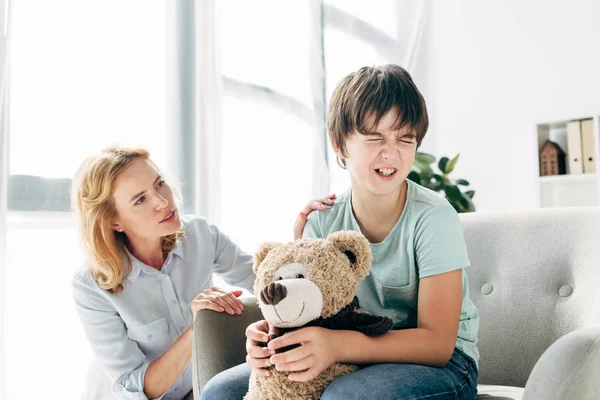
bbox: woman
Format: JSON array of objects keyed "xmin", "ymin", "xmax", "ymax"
[{"xmin": 71, "ymin": 146, "xmax": 334, "ymax": 399}]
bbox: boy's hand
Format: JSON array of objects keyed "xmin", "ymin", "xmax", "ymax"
[
  {"xmin": 267, "ymin": 326, "xmax": 339, "ymax": 382},
  {"xmin": 245, "ymin": 320, "xmax": 280, "ymax": 377},
  {"xmin": 293, "ymin": 194, "xmax": 336, "ymax": 240}
]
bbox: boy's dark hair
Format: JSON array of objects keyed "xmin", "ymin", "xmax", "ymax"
[{"xmin": 327, "ymin": 64, "xmax": 429, "ymax": 168}]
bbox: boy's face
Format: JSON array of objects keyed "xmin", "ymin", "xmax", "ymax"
[{"xmin": 339, "ymin": 108, "xmax": 417, "ymax": 197}]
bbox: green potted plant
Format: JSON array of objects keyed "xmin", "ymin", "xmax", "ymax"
[{"xmin": 407, "ymin": 153, "xmax": 475, "ymax": 213}]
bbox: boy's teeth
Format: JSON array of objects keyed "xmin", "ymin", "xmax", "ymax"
[{"xmin": 377, "ymin": 168, "xmax": 395, "ymax": 176}]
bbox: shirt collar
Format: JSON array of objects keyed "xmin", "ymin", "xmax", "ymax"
[{"xmin": 125, "ymin": 240, "xmax": 184, "ymax": 283}]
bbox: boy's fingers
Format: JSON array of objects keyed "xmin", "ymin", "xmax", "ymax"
[
  {"xmin": 251, "ymin": 367, "xmax": 271, "ymax": 377},
  {"xmin": 246, "ymin": 323, "xmax": 270, "ymax": 342},
  {"xmin": 247, "ymin": 344, "xmax": 273, "ymax": 359}
]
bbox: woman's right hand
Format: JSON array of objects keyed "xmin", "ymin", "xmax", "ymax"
[
  {"xmin": 245, "ymin": 320, "xmax": 279, "ymax": 377},
  {"xmin": 191, "ymin": 287, "xmax": 244, "ymax": 319}
]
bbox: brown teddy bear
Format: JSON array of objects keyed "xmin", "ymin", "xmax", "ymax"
[{"xmin": 244, "ymin": 231, "xmax": 393, "ymax": 400}]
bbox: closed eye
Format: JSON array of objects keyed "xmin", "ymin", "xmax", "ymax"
[{"xmin": 398, "ymin": 134, "xmax": 416, "ymax": 143}]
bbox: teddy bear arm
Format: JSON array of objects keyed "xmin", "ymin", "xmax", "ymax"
[{"xmin": 352, "ymin": 313, "xmax": 394, "ymax": 336}]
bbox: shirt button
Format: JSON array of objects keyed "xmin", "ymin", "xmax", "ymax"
[
  {"xmin": 174, "ymin": 387, "xmax": 180, "ymax": 392},
  {"xmin": 171, "ymin": 300, "xmax": 177, "ymax": 305},
  {"xmin": 147, "ymin": 334, "xmax": 153, "ymax": 340},
  {"xmin": 179, "ymin": 327, "xmax": 185, "ymax": 333}
]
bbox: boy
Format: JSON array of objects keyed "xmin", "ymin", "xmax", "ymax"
[{"xmin": 203, "ymin": 64, "xmax": 479, "ymax": 400}]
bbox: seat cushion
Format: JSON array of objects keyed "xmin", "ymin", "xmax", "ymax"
[{"xmin": 477, "ymin": 385, "xmax": 524, "ymax": 400}]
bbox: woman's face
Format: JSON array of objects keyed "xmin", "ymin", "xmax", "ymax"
[{"xmin": 111, "ymin": 158, "xmax": 181, "ymax": 241}]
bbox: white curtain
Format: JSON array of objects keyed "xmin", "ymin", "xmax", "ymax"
[
  {"xmin": 1, "ymin": 1, "xmax": 433, "ymax": 396},
  {"xmin": 6, "ymin": 1, "xmax": 169, "ymax": 397},
  {"xmin": 194, "ymin": 0, "xmax": 223, "ymax": 225},
  {"xmin": 0, "ymin": 0, "xmax": 10, "ymax": 397},
  {"xmin": 165, "ymin": 0, "xmax": 224, "ymax": 225},
  {"xmin": 206, "ymin": 0, "xmax": 434, "ymax": 254},
  {"xmin": 207, "ymin": 1, "xmax": 333, "ymax": 254}
]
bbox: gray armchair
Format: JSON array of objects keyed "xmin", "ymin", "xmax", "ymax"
[{"xmin": 193, "ymin": 208, "xmax": 600, "ymax": 399}]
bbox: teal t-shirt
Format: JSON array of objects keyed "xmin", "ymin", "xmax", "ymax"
[{"xmin": 303, "ymin": 179, "xmax": 480, "ymax": 363}]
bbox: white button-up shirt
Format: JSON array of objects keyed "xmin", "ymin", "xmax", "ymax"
[{"xmin": 72, "ymin": 215, "xmax": 255, "ymax": 399}]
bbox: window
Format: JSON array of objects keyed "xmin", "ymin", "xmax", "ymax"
[
  {"xmin": 217, "ymin": 0, "xmax": 325, "ymax": 252},
  {"xmin": 217, "ymin": 0, "xmax": 412, "ymax": 252},
  {"xmin": 5, "ymin": 2, "xmax": 429, "ymax": 396},
  {"xmin": 7, "ymin": 1, "xmax": 167, "ymax": 397},
  {"xmin": 9, "ymin": 0, "xmax": 167, "ymax": 211}
]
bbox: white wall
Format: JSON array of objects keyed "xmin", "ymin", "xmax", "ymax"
[{"xmin": 431, "ymin": 0, "xmax": 600, "ymax": 210}]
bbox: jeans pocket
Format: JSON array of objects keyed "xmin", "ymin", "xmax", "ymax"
[
  {"xmin": 448, "ymin": 348, "xmax": 478, "ymax": 400},
  {"xmin": 454, "ymin": 346, "xmax": 477, "ymax": 372}
]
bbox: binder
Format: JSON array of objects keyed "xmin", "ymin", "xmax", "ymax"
[
  {"xmin": 580, "ymin": 119, "xmax": 596, "ymax": 173},
  {"xmin": 566, "ymin": 120, "xmax": 583, "ymax": 174}
]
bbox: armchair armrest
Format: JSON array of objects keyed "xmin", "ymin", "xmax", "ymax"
[
  {"xmin": 523, "ymin": 325, "xmax": 600, "ymax": 400},
  {"xmin": 192, "ymin": 296, "xmax": 262, "ymax": 395}
]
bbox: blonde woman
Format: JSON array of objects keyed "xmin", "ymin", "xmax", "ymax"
[{"xmin": 71, "ymin": 146, "xmax": 334, "ymax": 400}]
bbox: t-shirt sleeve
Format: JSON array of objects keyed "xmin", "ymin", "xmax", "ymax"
[
  {"xmin": 302, "ymin": 211, "xmax": 324, "ymax": 239},
  {"xmin": 414, "ymin": 205, "xmax": 471, "ymax": 278}
]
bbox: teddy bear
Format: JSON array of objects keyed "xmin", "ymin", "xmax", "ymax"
[{"xmin": 244, "ymin": 231, "xmax": 393, "ymax": 400}]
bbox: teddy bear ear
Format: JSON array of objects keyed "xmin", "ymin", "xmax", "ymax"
[
  {"xmin": 326, "ymin": 231, "xmax": 372, "ymax": 279},
  {"xmin": 253, "ymin": 242, "xmax": 282, "ymax": 273}
]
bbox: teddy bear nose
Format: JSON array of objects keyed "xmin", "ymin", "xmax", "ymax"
[{"xmin": 260, "ymin": 282, "xmax": 288, "ymax": 306}]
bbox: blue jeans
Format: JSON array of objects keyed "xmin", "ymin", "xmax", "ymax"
[{"xmin": 201, "ymin": 347, "xmax": 478, "ymax": 400}]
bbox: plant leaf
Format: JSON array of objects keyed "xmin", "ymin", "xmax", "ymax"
[
  {"xmin": 438, "ymin": 157, "xmax": 449, "ymax": 174},
  {"xmin": 465, "ymin": 190, "xmax": 475, "ymax": 199},
  {"xmin": 456, "ymin": 179, "xmax": 469, "ymax": 186},
  {"xmin": 415, "ymin": 152, "xmax": 436, "ymax": 165},
  {"xmin": 445, "ymin": 154, "xmax": 460, "ymax": 174},
  {"xmin": 432, "ymin": 174, "xmax": 444, "ymax": 183},
  {"xmin": 464, "ymin": 194, "xmax": 476, "ymax": 212},
  {"xmin": 413, "ymin": 152, "xmax": 435, "ymax": 171},
  {"xmin": 443, "ymin": 185, "xmax": 462, "ymax": 202},
  {"xmin": 449, "ymin": 202, "xmax": 461, "ymax": 213},
  {"xmin": 419, "ymin": 165, "xmax": 434, "ymax": 180},
  {"xmin": 458, "ymin": 194, "xmax": 470, "ymax": 210},
  {"xmin": 407, "ymin": 170, "xmax": 421, "ymax": 184},
  {"xmin": 423, "ymin": 181, "xmax": 442, "ymax": 192}
]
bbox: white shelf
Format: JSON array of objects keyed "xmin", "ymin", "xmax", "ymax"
[
  {"xmin": 536, "ymin": 114, "xmax": 600, "ymax": 208},
  {"xmin": 539, "ymin": 173, "xmax": 597, "ymax": 184}
]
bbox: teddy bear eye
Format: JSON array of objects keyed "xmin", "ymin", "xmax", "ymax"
[
  {"xmin": 295, "ymin": 274, "xmax": 305, "ymax": 279},
  {"xmin": 275, "ymin": 276, "xmax": 283, "ymax": 281}
]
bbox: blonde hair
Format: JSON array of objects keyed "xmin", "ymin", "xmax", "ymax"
[{"xmin": 71, "ymin": 146, "xmax": 184, "ymax": 294}]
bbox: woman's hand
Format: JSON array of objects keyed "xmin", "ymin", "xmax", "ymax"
[
  {"xmin": 267, "ymin": 326, "xmax": 339, "ymax": 382},
  {"xmin": 293, "ymin": 194, "xmax": 336, "ymax": 240},
  {"xmin": 191, "ymin": 287, "xmax": 244, "ymax": 318},
  {"xmin": 245, "ymin": 320, "xmax": 280, "ymax": 377}
]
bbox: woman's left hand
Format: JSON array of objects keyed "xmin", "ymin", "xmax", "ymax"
[
  {"xmin": 293, "ymin": 194, "xmax": 336, "ymax": 240},
  {"xmin": 267, "ymin": 326, "xmax": 339, "ymax": 382}
]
